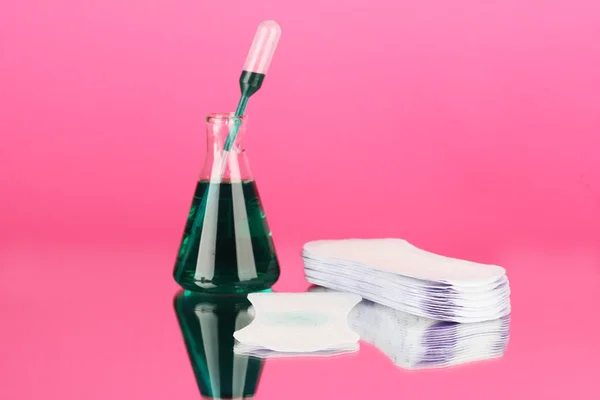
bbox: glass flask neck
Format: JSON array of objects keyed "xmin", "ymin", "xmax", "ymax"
[{"xmin": 201, "ymin": 113, "xmax": 252, "ymax": 182}]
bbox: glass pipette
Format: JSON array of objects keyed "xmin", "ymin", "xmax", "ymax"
[{"xmin": 218, "ymin": 20, "xmax": 282, "ymax": 177}]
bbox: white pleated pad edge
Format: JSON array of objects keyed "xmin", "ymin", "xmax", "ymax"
[
  {"xmin": 306, "ymin": 275, "xmax": 511, "ymax": 323},
  {"xmin": 303, "ymin": 254, "xmax": 510, "ymax": 292},
  {"xmin": 303, "ymin": 264, "xmax": 511, "ymax": 305},
  {"xmin": 303, "ymin": 238, "xmax": 506, "ymax": 286},
  {"xmin": 304, "ymin": 269, "xmax": 510, "ymax": 313},
  {"xmin": 233, "ymin": 292, "xmax": 362, "ymax": 353}
]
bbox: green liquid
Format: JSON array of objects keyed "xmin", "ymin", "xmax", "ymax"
[
  {"xmin": 173, "ymin": 180, "xmax": 280, "ymax": 293},
  {"xmin": 173, "ymin": 291, "xmax": 264, "ymax": 399}
]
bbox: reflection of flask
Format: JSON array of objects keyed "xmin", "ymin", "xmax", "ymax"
[
  {"xmin": 174, "ymin": 290, "xmax": 264, "ymax": 399},
  {"xmin": 173, "ymin": 113, "xmax": 280, "ymax": 293}
]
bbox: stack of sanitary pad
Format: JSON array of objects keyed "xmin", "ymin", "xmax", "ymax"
[{"xmin": 303, "ymin": 239, "xmax": 511, "ymax": 323}]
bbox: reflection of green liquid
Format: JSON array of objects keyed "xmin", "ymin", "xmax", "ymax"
[
  {"xmin": 262, "ymin": 312, "xmax": 329, "ymax": 327},
  {"xmin": 174, "ymin": 291, "xmax": 264, "ymax": 399},
  {"xmin": 173, "ymin": 181, "xmax": 280, "ymax": 293}
]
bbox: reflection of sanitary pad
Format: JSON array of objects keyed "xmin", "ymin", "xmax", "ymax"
[
  {"xmin": 233, "ymin": 292, "xmax": 362, "ymax": 357},
  {"xmin": 310, "ymin": 286, "xmax": 511, "ymax": 370},
  {"xmin": 303, "ymin": 239, "xmax": 511, "ymax": 323},
  {"xmin": 234, "ymin": 343, "xmax": 358, "ymax": 358}
]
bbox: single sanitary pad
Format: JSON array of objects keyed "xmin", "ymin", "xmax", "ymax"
[
  {"xmin": 233, "ymin": 292, "xmax": 362, "ymax": 356},
  {"xmin": 303, "ymin": 239, "xmax": 511, "ymax": 323}
]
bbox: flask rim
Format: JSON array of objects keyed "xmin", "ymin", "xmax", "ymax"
[{"xmin": 205, "ymin": 112, "xmax": 247, "ymax": 123}]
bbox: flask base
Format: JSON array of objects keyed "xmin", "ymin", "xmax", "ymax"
[
  {"xmin": 173, "ymin": 180, "xmax": 281, "ymax": 294},
  {"xmin": 174, "ymin": 270, "xmax": 280, "ymax": 294}
]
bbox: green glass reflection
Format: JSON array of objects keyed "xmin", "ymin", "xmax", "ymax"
[{"xmin": 174, "ymin": 290, "xmax": 265, "ymax": 399}]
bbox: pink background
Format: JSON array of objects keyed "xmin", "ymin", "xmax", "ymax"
[{"xmin": 1, "ymin": 1, "xmax": 600, "ymax": 399}]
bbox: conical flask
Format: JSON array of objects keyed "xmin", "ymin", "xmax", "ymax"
[
  {"xmin": 173, "ymin": 113, "xmax": 280, "ymax": 293},
  {"xmin": 173, "ymin": 290, "xmax": 265, "ymax": 399}
]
